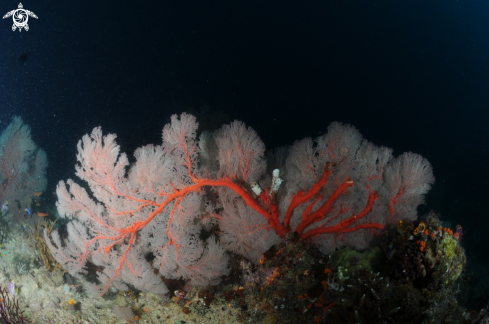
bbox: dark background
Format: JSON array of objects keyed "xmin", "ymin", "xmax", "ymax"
[{"xmin": 0, "ymin": 0, "xmax": 488, "ymax": 307}]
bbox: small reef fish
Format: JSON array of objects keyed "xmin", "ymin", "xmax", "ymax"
[
  {"xmin": 37, "ymin": 212, "xmax": 48, "ymax": 217},
  {"xmin": 32, "ymin": 192, "xmax": 42, "ymax": 196},
  {"xmin": 70, "ymin": 285, "xmax": 80, "ymax": 292},
  {"xmin": 23, "ymin": 207, "xmax": 31, "ymax": 219}
]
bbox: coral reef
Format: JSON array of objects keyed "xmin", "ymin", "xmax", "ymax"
[
  {"xmin": 170, "ymin": 211, "xmax": 476, "ymax": 324},
  {"xmin": 381, "ymin": 211, "xmax": 466, "ymax": 292},
  {"xmin": 232, "ymin": 233, "xmax": 331, "ymax": 323},
  {"xmin": 29, "ymin": 219, "xmax": 64, "ymax": 272},
  {"xmin": 322, "ymin": 212, "xmax": 471, "ymax": 323},
  {"xmin": 0, "ymin": 283, "xmax": 30, "ymax": 323},
  {"xmin": 0, "ymin": 201, "xmax": 482, "ymax": 324},
  {"xmin": 0, "ymin": 115, "xmax": 481, "ymax": 323}
]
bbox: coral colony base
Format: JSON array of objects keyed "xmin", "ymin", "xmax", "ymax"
[{"xmin": 0, "ymin": 114, "xmax": 486, "ymax": 323}]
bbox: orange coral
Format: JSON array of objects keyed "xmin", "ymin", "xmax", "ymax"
[
  {"xmin": 315, "ymin": 295, "xmax": 327, "ymax": 307},
  {"xmin": 265, "ymin": 268, "xmax": 280, "ymax": 285},
  {"xmin": 325, "ymin": 302, "xmax": 335, "ymax": 311},
  {"xmin": 417, "ymin": 240, "xmax": 426, "ymax": 252}
]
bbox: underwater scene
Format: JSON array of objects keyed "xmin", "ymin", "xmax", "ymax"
[{"xmin": 0, "ymin": 1, "xmax": 489, "ymax": 323}]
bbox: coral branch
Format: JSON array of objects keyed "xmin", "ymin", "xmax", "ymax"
[{"xmin": 46, "ymin": 115, "xmax": 433, "ymax": 296}]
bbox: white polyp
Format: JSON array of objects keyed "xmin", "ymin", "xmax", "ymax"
[{"xmin": 251, "ymin": 182, "xmax": 262, "ymax": 195}]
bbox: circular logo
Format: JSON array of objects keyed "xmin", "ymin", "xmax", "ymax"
[{"xmin": 13, "ymin": 9, "xmax": 28, "ymax": 28}]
